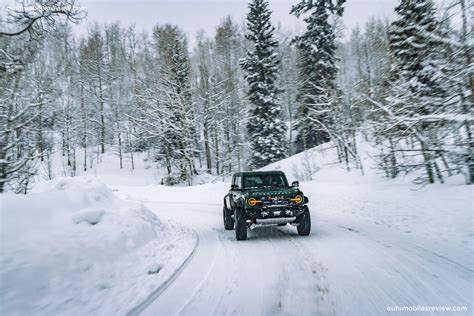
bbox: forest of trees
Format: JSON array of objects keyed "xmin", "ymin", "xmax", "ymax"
[{"xmin": 0, "ymin": 0, "xmax": 472, "ymax": 193}]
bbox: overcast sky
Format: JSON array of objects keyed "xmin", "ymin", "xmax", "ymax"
[
  {"xmin": 1, "ymin": 0, "xmax": 401, "ymax": 46},
  {"xmin": 71, "ymin": 0, "xmax": 403, "ymax": 46},
  {"xmin": 74, "ymin": 0, "xmax": 400, "ymax": 46}
]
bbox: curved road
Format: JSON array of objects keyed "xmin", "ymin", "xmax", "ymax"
[{"xmin": 130, "ymin": 200, "xmax": 472, "ymax": 316}]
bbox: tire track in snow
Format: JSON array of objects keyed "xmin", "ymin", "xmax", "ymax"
[
  {"xmin": 336, "ymin": 221, "xmax": 473, "ymax": 274},
  {"xmin": 410, "ymin": 244, "xmax": 474, "ymax": 274},
  {"xmin": 138, "ymin": 202, "xmax": 226, "ymax": 316},
  {"xmin": 312, "ymin": 218, "xmax": 472, "ymax": 314},
  {"xmin": 271, "ymin": 227, "xmax": 336, "ymax": 315},
  {"xmin": 178, "ymin": 227, "xmax": 269, "ymax": 315},
  {"xmin": 330, "ymin": 218, "xmax": 473, "ymax": 276},
  {"xmin": 126, "ymin": 229, "xmax": 200, "ymax": 316},
  {"xmin": 176, "ymin": 227, "xmax": 226, "ymax": 315},
  {"xmin": 176, "ymin": 225, "xmax": 331, "ymax": 316}
]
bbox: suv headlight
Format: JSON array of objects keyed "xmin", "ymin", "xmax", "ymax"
[
  {"xmin": 247, "ymin": 197, "xmax": 261, "ymax": 206},
  {"xmin": 290, "ymin": 195, "xmax": 303, "ymax": 204}
]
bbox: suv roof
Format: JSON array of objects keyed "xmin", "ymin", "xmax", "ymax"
[{"xmin": 233, "ymin": 170, "xmax": 286, "ymax": 177}]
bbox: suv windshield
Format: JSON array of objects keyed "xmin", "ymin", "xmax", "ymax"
[{"xmin": 242, "ymin": 174, "xmax": 288, "ymax": 189}]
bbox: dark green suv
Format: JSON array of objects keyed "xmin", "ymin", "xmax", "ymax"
[{"xmin": 223, "ymin": 171, "xmax": 311, "ymax": 240}]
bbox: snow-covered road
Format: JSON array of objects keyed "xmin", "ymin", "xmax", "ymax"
[{"xmin": 117, "ymin": 181, "xmax": 472, "ymax": 316}]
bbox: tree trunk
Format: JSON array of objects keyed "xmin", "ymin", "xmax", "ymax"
[
  {"xmin": 118, "ymin": 131, "xmax": 123, "ymax": 169},
  {"xmin": 203, "ymin": 121, "xmax": 212, "ymax": 173},
  {"xmin": 214, "ymin": 130, "xmax": 220, "ymax": 175},
  {"xmin": 165, "ymin": 147, "xmax": 172, "ymax": 175},
  {"xmin": 127, "ymin": 124, "xmax": 135, "ymax": 171},
  {"xmin": 37, "ymin": 92, "xmax": 44, "ymax": 162},
  {"xmin": 388, "ymin": 137, "xmax": 398, "ymax": 179},
  {"xmin": 434, "ymin": 160, "xmax": 444, "ymax": 184},
  {"xmin": 421, "ymin": 143, "xmax": 435, "ymax": 184},
  {"xmin": 66, "ymin": 110, "xmax": 71, "ymax": 167},
  {"xmin": 98, "ymin": 64, "xmax": 105, "ymax": 154},
  {"xmin": 0, "ymin": 146, "xmax": 6, "ymax": 193}
]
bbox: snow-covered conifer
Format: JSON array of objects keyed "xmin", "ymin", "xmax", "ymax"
[
  {"xmin": 291, "ymin": 0, "xmax": 345, "ymax": 153},
  {"xmin": 240, "ymin": 0, "xmax": 287, "ymax": 169}
]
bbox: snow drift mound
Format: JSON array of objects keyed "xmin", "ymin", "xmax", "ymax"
[{"xmin": 0, "ymin": 177, "xmax": 197, "ymax": 315}]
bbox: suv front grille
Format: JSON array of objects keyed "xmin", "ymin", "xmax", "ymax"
[{"xmin": 262, "ymin": 196, "xmax": 290, "ymax": 206}]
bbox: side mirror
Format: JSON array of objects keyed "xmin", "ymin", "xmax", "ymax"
[
  {"xmin": 291, "ymin": 181, "xmax": 299, "ymax": 187},
  {"xmin": 231, "ymin": 184, "xmax": 239, "ymax": 190}
]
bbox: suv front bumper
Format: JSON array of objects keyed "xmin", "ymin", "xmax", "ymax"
[
  {"xmin": 255, "ymin": 216, "xmax": 297, "ymax": 225},
  {"xmin": 246, "ymin": 205, "xmax": 306, "ymax": 221}
]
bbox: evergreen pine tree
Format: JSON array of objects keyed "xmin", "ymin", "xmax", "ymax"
[
  {"xmin": 291, "ymin": 0, "xmax": 345, "ymax": 153},
  {"xmin": 148, "ymin": 24, "xmax": 197, "ymax": 183},
  {"xmin": 240, "ymin": 0, "xmax": 287, "ymax": 169},
  {"xmin": 389, "ymin": 0, "xmax": 447, "ymax": 107}
]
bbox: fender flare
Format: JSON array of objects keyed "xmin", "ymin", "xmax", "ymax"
[
  {"xmin": 233, "ymin": 197, "xmax": 244, "ymax": 210},
  {"xmin": 223, "ymin": 196, "xmax": 228, "ymax": 210}
]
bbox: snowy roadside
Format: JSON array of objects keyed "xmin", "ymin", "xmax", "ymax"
[
  {"xmin": 0, "ymin": 177, "xmax": 197, "ymax": 315},
  {"xmin": 262, "ymin": 140, "xmax": 473, "ymax": 268}
]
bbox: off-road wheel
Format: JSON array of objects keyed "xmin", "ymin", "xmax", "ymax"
[
  {"xmin": 235, "ymin": 207, "xmax": 247, "ymax": 240},
  {"xmin": 223, "ymin": 205, "xmax": 234, "ymax": 230},
  {"xmin": 297, "ymin": 206, "xmax": 311, "ymax": 236}
]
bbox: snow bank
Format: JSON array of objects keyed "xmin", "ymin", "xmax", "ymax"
[{"xmin": 0, "ymin": 177, "xmax": 197, "ymax": 315}]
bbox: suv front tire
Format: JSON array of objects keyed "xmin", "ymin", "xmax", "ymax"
[
  {"xmin": 223, "ymin": 205, "xmax": 234, "ymax": 230},
  {"xmin": 297, "ymin": 206, "xmax": 311, "ymax": 236},
  {"xmin": 234, "ymin": 207, "xmax": 248, "ymax": 240}
]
